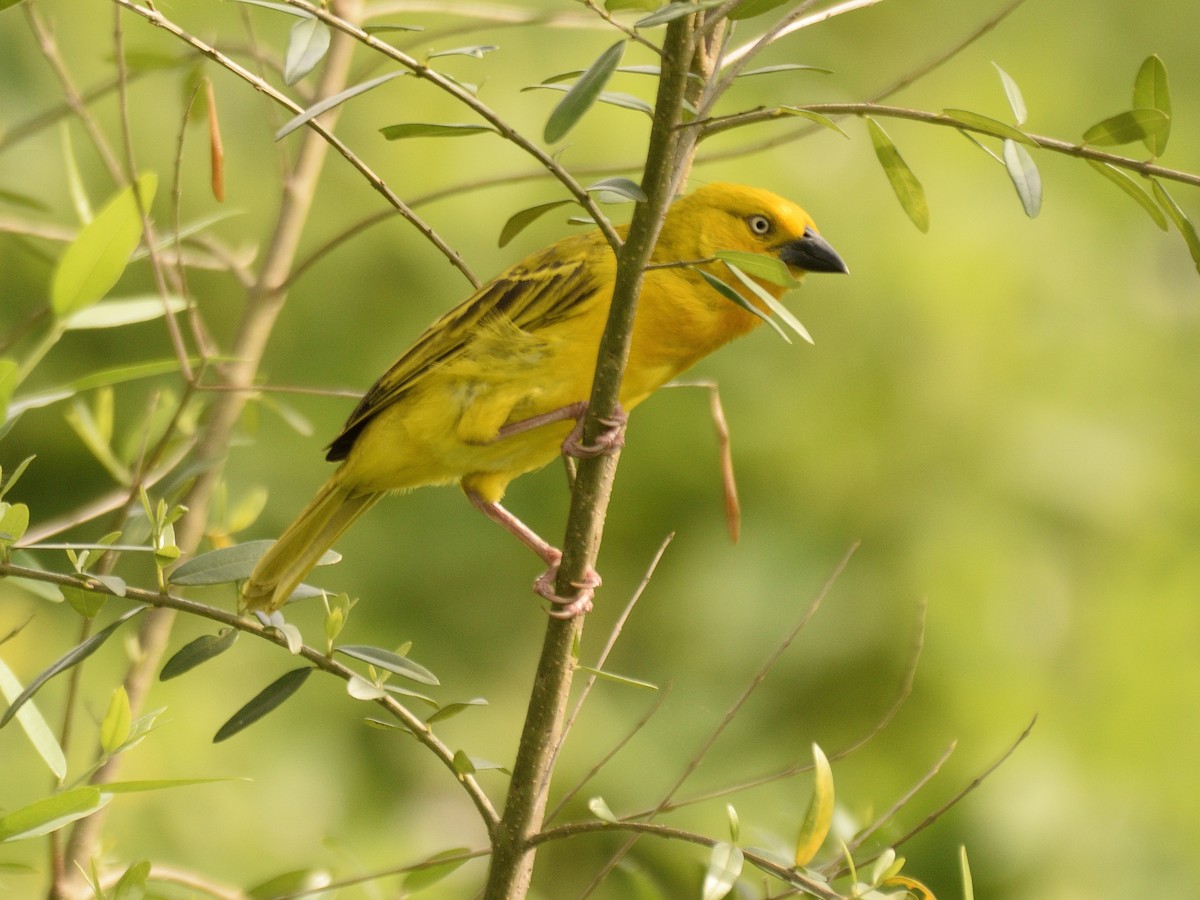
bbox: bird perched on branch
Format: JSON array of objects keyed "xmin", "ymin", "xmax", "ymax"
[{"xmin": 241, "ymin": 182, "xmax": 847, "ymax": 617}]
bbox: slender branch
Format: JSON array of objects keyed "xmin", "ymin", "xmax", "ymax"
[
  {"xmin": 529, "ymin": 820, "xmax": 842, "ymax": 900},
  {"xmin": 700, "ymin": 102, "xmax": 1200, "ymax": 188},
  {"xmin": 0, "ymin": 560, "xmax": 500, "ymax": 829},
  {"xmin": 109, "ymin": 0, "xmax": 479, "ymax": 287},
  {"xmin": 279, "ymin": 0, "xmax": 622, "ymax": 252}
]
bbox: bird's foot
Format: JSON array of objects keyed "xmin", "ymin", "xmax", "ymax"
[
  {"xmin": 562, "ymin": 403, "xmax": 627, "ymax": 459},
  {"xmin": 534, "ymin": 562, "xmax": 600, "ymax": 619}
]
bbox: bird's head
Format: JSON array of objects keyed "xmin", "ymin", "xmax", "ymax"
[{"xmin": 662, "ymin": 182, "xmax": 848, "ymax": 280}]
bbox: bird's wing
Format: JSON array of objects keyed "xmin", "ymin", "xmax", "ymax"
[{"xmin": 326, "ymin": 245, "xmax": 603, "ymax": 461}]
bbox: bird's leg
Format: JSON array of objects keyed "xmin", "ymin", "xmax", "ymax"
[
  {"xmin": 465, "ymin": 489, "xmax": 597, "ymax": 618},
  {"xmin": 492, "ymin": 400, "xmax": 627, "ymax": 460}
]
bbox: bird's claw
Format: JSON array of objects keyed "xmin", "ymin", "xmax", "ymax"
[
  {"xmin": 562, "ymin": 405, "xmax": 627, "ymax": 459},
  {"xmin": 534, "ymin": 564, "xmax": 600, "ymax": 619}
]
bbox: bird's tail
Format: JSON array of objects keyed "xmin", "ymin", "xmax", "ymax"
[{"xmin": 241, "ymin": 476, "xmax": 380, "ymax": 613}]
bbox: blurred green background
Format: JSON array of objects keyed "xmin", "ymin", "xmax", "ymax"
[{"xmin": 2, "ymin": 1, "xmax": 1198, "ymax": 897}]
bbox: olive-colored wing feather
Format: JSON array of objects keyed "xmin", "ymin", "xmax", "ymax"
[{"xmin": 327, "ymin": 242, "xmax": 602, "ymax": 461}]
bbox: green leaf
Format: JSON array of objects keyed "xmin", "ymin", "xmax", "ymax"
[
  {"xmin": 0, "ymin": 501, "xmax": 29, "ymax": 547},
  {"xmin": 586, "ymin": 176, "xmax": 647, "ymax": 203},
  {"xmin": 866, "ymin": 117, "xmax": 929, "ymax": 232},
  {"xmin": 529, "ymin": 83, "xmax": 653, "ymax": 119},
  {"xmin": 335, "ymin": 644, "xmax": 439, "ymax": 685},
  {"xmin": 738, "ymin": 63, "xmax": 832, "ymax": 77},
  {"xmin": 993, "ymin": 62, "xmax": 1027, "ymax": 125},
  {"xmin": 401, "ymin": 848, "xmax": 472, "ymax": 893},
  {"xmin": 283, "ymin": 16, "xmax": 330, "ymax": 85},
  {"xmin": 1, "ymin": 0, "xmax": 31, "ymax": 13},
  {"xmin": 724, "ymin": 262, "xmax": 813, "ymax": 344},
  {"xmin": 428, "ymin": 44, "xmax": 497, "ymax": 60},
  {"xmin": 714, "ymin": 250, "xmax": 800, "ymax": 288},
  {"xmin": 635, "ymin": 1, "xmax": 723, "ymax": 27},
  {"xmin": 1002, "ymin": 138, "xmax": 1042, "ymax": 217},
  {"xmin": 499, "ymin": 200, "xmax": 573, "ymax": 248},
  {"xmin": 0, "ymin": 607, "xmax": 145, "ymax": 729},
  {"xmin": 65, "ymin": 397, "xmax": 131, "ymax": 485},
  {"xmin": 1085, "ymin": 161, "xmax": 1167, "ymax": 230},
  {"xmin": 587, "ymin": 796, "xmax": 619, "ymax": 823},
  {"xmin": 727, "ymin": 804, "xmax": 741, "ymax": 844},
  {"xmin": 51, "ymin": 174, "xmax": 157, "ymax": 318},
  {"xmin": 1082, "ymin": 108, "xmax": 1169, "ymax": 147},
  {"xmin": 605, "ymin": 0, "xmax": 658, "ymax": 10},
  {"xmin": 63, "ymin": 295, "xmax": 187, "ymax": 330},
  {"xmin": 426, "ymin": 697, "xmax": 488, "ymax": 725},
  {"xmin": 276, "ymin": 71, "xmax": 405, "ymax": 141},
  {"xmin": 793, "ymin": 743, "xmax": 835, "ymax": 867},
  {"xmin": 544, "ymin": 40, "xmax": 625, "ymax": 143},
  {"xmin": 246, "ymin": 870, "xmax": 333, "ymax": 900},
  {"xmin": 0, "ymin": 787, "xmax": 110, "ymax": 842},
  {"xmin": 110, "ymin": 859, "xmax": 151, "ymax": 900},
  {"xmin": 702, "ymin": 842, "xmax": 743, "ymax": 900},
  {"xmin": 1133, "ymin": 55, "xmax": 1171, "ymax": 156},
  {"xmin": 62, "ymin": 587, "xmax": 107, "ymax": 619},
  {"xmin": 0, "ymin": 657, "xmax": 67, "ymax": 780},
  {"xmin": 160, "ymin": 628, "xmax": 239, "ymax": 681},
  {"xmin": 0, "ymin": 359, "xmax": 18, "ymax": 424},
  {"xmin": 168, "ymin": 540, "xmax": 340, "ymax": 586},
  {"xmin": 1150, "ymin": 179, "xmax": 1200, "ymax": 274},
  {"xmin": 363, "ymin": 23, "xmax": 424, "ymax": 34},
  {"xmin": 213, "ymin": 667, "xmax": 312, "ymax": 743},
  {"xmin": 960, "ymin": 845, "xmax": 974, "ymax": 900},
  {"xmin": 7, "ymin": 358, "xmax": 192, "ymax": 425},
  {"xmin": 452, "ymin": 749, "xmax": 475, "ymax": 775},
  {"xmin": 102, "ymin": 777, "xmax": 235, "ymax": 794},
  {"xmin": 696, "ymin": 269, "xmax": 789, "ymax": 342},
  {"xmin": 0, "ymin": 455, "xmax": 35, "ymax": 501},
  {"xmin": 379, "ymin": 122, "xmax": 494, "ymax": 140},
  {"xmin": 728, "ymin": 0, "xmax": 797, "ymax": 19},
  {"xmin": 574, "ymin": 665, "xmax": 659, "ymax": 690},
  {"xmin": 100, "ymin": 686, "xmax": 132, "ymax": 755},
  {"xmin": 941, "ymin": 108, "xmax": 1034, "ymax": 145}
]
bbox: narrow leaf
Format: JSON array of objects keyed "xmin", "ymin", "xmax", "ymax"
[
  {"xmin": 702, "ymin": 842, "xmax": 744, "ymax": 900},
  {"xmin": 213, "ymin": 667, "xmax": 312, "ymax": 742},
  {"xmin": 1002, "ymin": 138, "xmax": 1042, "ymax": 217},
  {"xmin": 111, "ymin": 859, "xmax": 151, "ymax": 900},
  {"xmin": 0, "ymin": 657, "xmax": 67, "ymax": 779},
  {"xmin": 51, "ymin": 174, "xmax": 158, "ymax": 318},
  {"xmin": 585, "ymin": 176, "xmax": 647, "ymax": 203},
  {"xmin": 588, "ymin": 796, "xmax": 619, "ymax": 823},
  {"xmin": 160, "ymin": 628, "xmax": 239, "ymax": 680},
  {"xmin": 993, "ymin": 62, "xmax": 1027, "ymax": 125},
  {"xmin": 499, "ymin": 200, "xmax": 573, "ymax": 248},
  {"xmin": 866, "ymin": 117, "xmax": 929, "ymax": 232},
  {"xmin": 335, "ymin": 644, "xmax": 439, "ymax": 685},
  {"xmin": 283, "ymin": 17, "xmax": 330, "ymax": 85},
  {"xmin": 1085, "ymin": 161, "xmax": 1167, "ymax": 230},
  {"xmin": 63, "ymin": 296, "xmax": 188, "ymax": 330},
  {"xmin": 1150, "ymin": 179, "xmax": 1200, "ymax": 273},
  {"xmin": 428, "ymin": 44, "xmax": 497, "ymax": 60},
  {"xmin": 401, "ymin": 849, "xmax": 472, "ymax": 892},
  {"xmin": 793, "ymin": 743, "xmax": 835, "ymax": 867},
  {"xmin": 1082, "ymin": 108, "xmax": 1169, "ymax": 146},
  {"xmin": 544, "ymin": 40, "xmax": 625, "ymax": 143},
  {"xmin": 941, "ymin": 108, "xmax": 1034, "ymax": 145},
  {"xmin": 227, "ymin": 0, "xmax": 311, "ymax": 17},
  {"xmin": 426, "ymin": 697, "xmax": 488, "ymax": 725},
  {"xmin": 0, "ymin": 607, "xmax": 145, "ymax": 729},
  {"xmin": 724, "ymin": 262, "xmax": 813, "ymax": 344},
  {"xmin": 738, "ymin": 63, "xmax": 832, "ymax": 77},
  {"xmin": 715, "ymin": 250, "xmax": 800, "ymax": 288},
  {"xmin": 246, "ymin": 870, "xmax": 333, "ymax": 900},
  {"xmin": 276, "ymin": 71, "xmax": 405, "ymax": 141},
  {"xmin": 0, "ymin": 787, "xmax": 109, "ymax": 842},
  {"xmin": 960, "ymin": 844, "xmax": 975, "ymax": 900},
  {"xmin": 696, "ymin": 269, "xmax": 789, "ymax": 342},
  {"xmin": 100, "ymin": 686, "xmax": 132, "ymax": 755},
  {"xmin": 1133, "ymin": 54, "xmax": 1171, "ymax": 156},
  {"xmin": 379, "ymin": 122, "xmax": 493, "ymax": 140},
  {"xmin": 169, "ymin": 540, "xmax": 339, "ymax": 585},
  {"xmin": 573, "ymin": 665, "xmax": 658, "ymax": 690}
]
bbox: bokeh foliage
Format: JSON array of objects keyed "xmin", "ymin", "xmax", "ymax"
[{"xmin": 1, "ymin": 1, "xmax": 1199, "ymax": 898}]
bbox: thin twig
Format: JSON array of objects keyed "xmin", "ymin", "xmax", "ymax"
[
  {"xmin": 583, "ymin": 542, "xmax": 858, "ymax": 894},
  {"xmin": 544, "ymin": 534, "xmax": 676, "ymax": 821}
]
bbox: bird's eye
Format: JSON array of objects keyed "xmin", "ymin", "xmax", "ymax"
[{"xmin": 747, "ymin": 215, "xmax": 772, "ymax": 235}]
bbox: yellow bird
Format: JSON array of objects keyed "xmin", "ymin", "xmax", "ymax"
[{"xmin": 242, "ymin": 183, "xmax": 846, "ymax": 615}]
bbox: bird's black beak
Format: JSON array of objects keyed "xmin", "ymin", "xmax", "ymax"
[{"xmin": 778, "ymin": 227, "xmax": 849, "ymax": 275}]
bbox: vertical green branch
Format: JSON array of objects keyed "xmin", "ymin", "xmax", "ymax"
[{"xmin": 482, "ymin": 13, "xmax": 701, "ymax": 900}]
